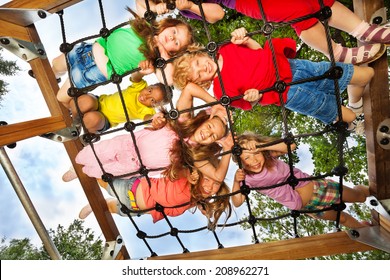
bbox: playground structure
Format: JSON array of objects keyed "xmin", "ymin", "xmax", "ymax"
[{"xmin": 0, "ymin": 0, "xmax": 389, "ymax": 260}]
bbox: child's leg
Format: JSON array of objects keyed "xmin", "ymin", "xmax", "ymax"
[
  {"xmin": 69, "ymin": 94, "xmax": 99, "ymax": 116},
  {"xmin": 57, "ymin": 78, "xmax": 72, "ymax": 108},
  {"xmin": 51, "ymin": 53, "xmax": 68, "ymax": 78},
  {"xmin": 320, "ymin": 210, "xmax": 369, "ymax": 228},
  {"xmin": 299, "ymin": 22, "xmax": 383, "ymax": 65},
  {"xmin": 79, "ymin": 197, "xmax": 118, "ymax": 219},
  {"xmin": 329, "ymin": 1, "xmax": 390, "ymax": 45},
  {"xmin": 82, "ymin": 111, "xmax": 107, "ymax": 133},
  {"xmin": 347, "ymin": 65, "xmax": 374, "ymax": 109},
  {"xmin": 342, "ymin": 185, "xmax": 370, "ymax": 203}
]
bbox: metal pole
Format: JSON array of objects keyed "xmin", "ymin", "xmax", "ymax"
[{"xmin": 0, "ymin": 146, "xmax": 62, "ymax": 260}]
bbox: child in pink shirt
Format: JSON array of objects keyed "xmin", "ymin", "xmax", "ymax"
[{"xmin": 232, "ymin": 132, "xmax": 371, "ymax": 228}]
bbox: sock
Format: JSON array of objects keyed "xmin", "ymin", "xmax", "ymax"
[
  {"xmin": 349, "ymin": 21, "xmax": 370, "ymax": 38},
  {"xmin": 332, "ymin": 44, "xmax": 344, "ymax": 61},
  {"xmin": 348, "ymin": 98, "xmax": 363, "ymax": 109}
]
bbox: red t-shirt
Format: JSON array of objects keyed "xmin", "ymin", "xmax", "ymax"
[
  {"xmin": 140, "ymin": 177, "xmax": 191, "ymax": 223},
  {"xmin": 213, "ymin": 38, "xmax": 296, "ymax": 110},
  {"xmin": 235, "ymin": 0, "xmax": 336, "ymax": 35}
]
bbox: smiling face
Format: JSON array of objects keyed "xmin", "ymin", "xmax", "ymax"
[
  {"xmin": 156, "ymin": 25, "xmax": 191, "ymax": 54},
  {"xmin": 189, "ymin": 54, "xmax": 218, "ymax": 84},
  {"xmin": 240, "ymin": 149, "xmax": 266, "ymax": 173},
  {"xmin": 199, "ymin": 175, "xmax": 221, "ymax": 197},
  {"xmin": 138, "ymin": 85, "xmax": 164, "ymax": 107},
  {"xmin": 191, "ymin": 117, "xmax": 226, "ymax": 145}
]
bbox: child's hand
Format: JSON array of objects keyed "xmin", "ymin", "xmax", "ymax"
[
  {"xmin": 242, "ymin": 140, "xmax": 258, "ymax": 151},
  {"xmin": 231, "ymin": 27, "xmax": 249, "ymax": 45},
  {"xmin": 243, "ymin": 89, "xmax": 262, "ymax": 103},
  {"xmin": 234, "ymin": 169, "xmax": 246, "ymax": 183},
  {"xmin": 217, "ymin": 133, "xmax": 233, "ymax": 150},
  {"xmin": 188, "ymin": 169, "xmax": 200, "ymax": 184},
  {"xmin": 176, "ymin": 0, "xmax": 193, "ymax": 10},
  {"xmin": 138, "ymin": 60, "xmax": 155, "ymax": 75},
  {"xmin": 209, "ymin": 104, "xmax": 228, "ymax": 124},
  {"xmin": 155, "ymin": 3, "xmax": 169, "ymax": 14},
  {"xmin": 150, "ymin": 112, "xmax": 166, "ymax": 130}
]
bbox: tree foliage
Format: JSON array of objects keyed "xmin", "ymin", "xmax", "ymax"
[
  {"xmin": 0, "ymin": 47, "xmax": 20, "ymax": 104},
  {"xmin": 0, "ymin": 220, "xmax": 104, "ymax": 260}
]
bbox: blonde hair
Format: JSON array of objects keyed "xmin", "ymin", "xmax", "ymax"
[
  {"xmin": 127, "ymin": 7, "xmax": 194, "ymax": 61},
  {"xmin": 172, "ymin": 43, "xmax": 213, "ymax": 90}
]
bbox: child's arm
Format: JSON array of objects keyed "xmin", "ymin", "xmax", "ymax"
[
  {"xmin": 231, "ymin": 27, "xmax": 262, "ymax": 50},
  {"xmin": 175, "ymin": 0, "xmax": 225, "ymax": 23},
  {"xmin": 243, "ymin": 89, "xmax": 263, "ymax": 108},
  {"xmin": 244, "ymin": 139, "xmax": 297, "ymax": 157},
  {"xmin": 131, "ymin": 60, "xmax": 155, "ymax": 83},
  {"xmin": 232, "ymin": 169, "xmax": 246, "ymax": 207},
  {"xmin": 194, "ymin": 133, "xmax": 233, "ymax": 183}
]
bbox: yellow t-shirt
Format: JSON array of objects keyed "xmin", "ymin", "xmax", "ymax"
[{"xmin": 98, "ymin": 79, "xmax": 156, "ymax": 128}]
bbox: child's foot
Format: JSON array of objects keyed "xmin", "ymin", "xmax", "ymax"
[
  {"xmin": 347, "ymin": 103, "xmax": 363, "ymax": 115},
  {"xmin": 335, "ymin": 43, "xmax": 385, "ymax": 65},
  {"xmin": 62, "ymin": 166, "xmax": 77, "ymax": 182},
  {"xmin": 347, "ymin": 113, "xmax": 365, "ymax": 136},
  {"xmin": 79, "ymin": 203, "xmax": 92, "ymax": 219},
  {"xmin": 356, "ymin": 24, "xmax": 390, "ymax": 45}
]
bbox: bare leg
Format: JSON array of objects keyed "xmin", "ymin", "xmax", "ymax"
[
  {"xmin": 83, "ymin": 111, "xmax": 107, "ymax": 133},
  {"xmin": 57, "ymin": 78, "xmax": 72, "ymax": 108},
  {"xmin": 347, "ymin": 66, "xmax": 374, "ymax": 105},
  {"xmin": 328, "ymin": 1, "xmax": 363, "ymax": 33},
  {"xmin": 321, "ymin": 210, "xmax": 368, "ymax": 228},
  {"xmin": 52, "ymin": 53, "xmax": 68, "ymax": 78}
]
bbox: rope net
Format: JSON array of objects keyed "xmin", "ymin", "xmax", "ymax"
[{"xmin": 57, "ymin": 0, "xmax": 363, "ymax": 257}]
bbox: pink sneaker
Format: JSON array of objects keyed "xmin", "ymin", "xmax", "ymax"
[{"xmin": 62, "ymin": 166, "xmax": 77, "ymax": 182}]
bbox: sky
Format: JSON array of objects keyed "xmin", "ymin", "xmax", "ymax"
[{"xmin": 0, "ymin": 0, "xmax": 318, "ymax": 260}]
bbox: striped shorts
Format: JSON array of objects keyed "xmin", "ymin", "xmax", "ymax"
[{"xmin": 302, "ymin": 179, "xmax": 341, "ymax": 218}]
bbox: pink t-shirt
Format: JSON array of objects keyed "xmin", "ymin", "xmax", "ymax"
[
  {"xmin": 141, "ymin": 177, "xmax": 191, "ymax": 223},
  {"xmin": 244, "ymin": 159, "xmax": 309, "ymax": 210},
  {"xmin": 76, "ymin": 126, "xmax": 178, "ymax": 178}
]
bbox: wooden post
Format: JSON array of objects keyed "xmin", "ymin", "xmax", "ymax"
[{"xmin": 352, "ymin": 0, "xmax": 390, "ymax": 200}]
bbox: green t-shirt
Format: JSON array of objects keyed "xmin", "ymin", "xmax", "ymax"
[{"xmin": 96, "ymin": 28, "xmax": 146, "ymax": 78}]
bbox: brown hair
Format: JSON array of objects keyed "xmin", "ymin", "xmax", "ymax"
[
  {"xmin": 127, "ymin": 7, "xmax": 194, "ymax": 61},
  {"xmin": 172, "ymin": 43, "xmax": 212, "ymax": 90},
  {"xmin": 152, "ymin": 83, "xmax": 172, "ymax": 106},
  {"xmin": 163, "ymin": 110, "xmax": 228, "ymax": 180},
  {"xmin": 190, "ymin": 158, "xmax": 232, "ymax": 229},
  {"xmin": 234, "ymin": 132, "xmax": 277, "ymax": 174}
]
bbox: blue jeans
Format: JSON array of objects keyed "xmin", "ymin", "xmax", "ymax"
[
  {"xmin": 67, "ymin": 42, "xmax": 107, "ymax": 88},
  {"xmin": 286, "ymin": 59, "xmax": 354, "ymax": 124}
]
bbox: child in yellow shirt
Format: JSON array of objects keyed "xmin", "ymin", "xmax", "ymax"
[{"xmin": 70, "ymin": 69, "xmax": 170, "ymax": 133}]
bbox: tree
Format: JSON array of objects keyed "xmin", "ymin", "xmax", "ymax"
[
  {"xmin": 0, "ymin": 47, "xmax": 20, "ymax": 104},
  {"xmin": 0, "ymin": 220, "xmax": 104, "ymax": 260}
]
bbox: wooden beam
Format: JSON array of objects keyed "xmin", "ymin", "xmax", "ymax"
[
  {"xmin": 0, "ymin": 0, "xmax": 83, "ymax": 16},
  {"xmin": 149, "ymin": 231, "xmax": 375, "ymax": 260},
  {"xmin": 353, "ymin": 0, "xmax": 390, "ymax": 200}
]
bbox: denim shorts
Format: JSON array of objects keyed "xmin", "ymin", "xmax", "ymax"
[
  {"xmin": 106, "ymin": 177, "xmax": 141, "ymax": 216},
  {"xmin": 286, "ymin": 59, "xmax": 354, "ymax": 124},
  {"xmin": 66, "ymin": 42, "xmax": 107, "ymax": 88}
]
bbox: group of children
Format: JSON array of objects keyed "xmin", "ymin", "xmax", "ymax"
[{"xmin": 53, "ymin": 1, "xmax": 390, "ymax": 231}]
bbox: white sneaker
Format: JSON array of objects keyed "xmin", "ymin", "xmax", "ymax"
[{"xmin": 348, "ymin": 114, "xmax": 365, "ymax": 135}]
